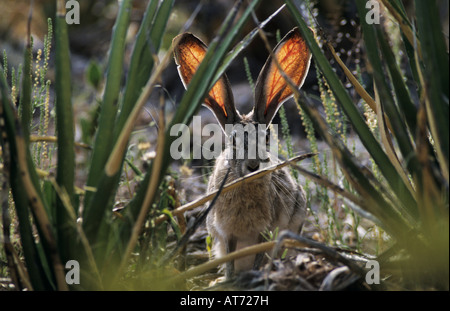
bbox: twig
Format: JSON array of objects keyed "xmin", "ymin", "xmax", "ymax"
[
  {"xmin": 319, "ymin": 266, "xmax": 353, "ymax": 291},
  {"xmin": 265, "ymin": 230, "xmax": 366, "ymax": 290},
  {"xmin": 167, "ymin": 241, "xmax": 280, "ymax": 286}
]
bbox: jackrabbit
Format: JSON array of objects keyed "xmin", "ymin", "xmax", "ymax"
[{"xmin": 173, "ymin": 27, "xmax": 311, "ymax": 277}]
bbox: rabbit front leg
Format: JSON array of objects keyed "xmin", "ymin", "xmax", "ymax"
[
  {"xmin": 225, "ymin": 235, "xmax": 237, "ymax": 279},
  {"xmin": 225, "ymin": 235, "xmax": 258, "ymax": 279},
  {"xmin": 233, "ymin": 233, "xmax": 261, "ymax": 273}
]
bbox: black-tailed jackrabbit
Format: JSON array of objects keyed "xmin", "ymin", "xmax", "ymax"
[{"xmin": 173, "ymin": 27, "xmax": 311, "ymax": 277}]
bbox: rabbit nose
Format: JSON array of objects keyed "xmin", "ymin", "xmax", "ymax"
[{"xmin": 246, "ymin": 159, "xmax": 260, "ymax": 172}]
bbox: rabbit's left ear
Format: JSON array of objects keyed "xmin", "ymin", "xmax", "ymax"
[
  {"xmin": 253, "ymin": 27, "xmax": 311, "ymax": 126},
  {"xmin": 173, "ymin": 33, "xmax": 239, "ymax": 130}
]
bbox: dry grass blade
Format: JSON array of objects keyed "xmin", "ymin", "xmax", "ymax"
[{"xmin": 154, "ymin": 153, "xmax": 316, "ymax": 226}]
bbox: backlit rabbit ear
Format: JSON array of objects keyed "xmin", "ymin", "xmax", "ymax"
[
  {"xmin": 173, "ymin": 33, "xmax": 239, "ymax": 130},
  {"xmin": 253, "ymin": 27, "xmax": 312, "ymax": 126}
]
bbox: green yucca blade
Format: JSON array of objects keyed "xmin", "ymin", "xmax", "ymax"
[
  {"xmin": 381, "ymin": 0, "xmax": 422, "ymax": 88},
  {"xmin": 55, "ymin": 2, "xmax": 75, "ymax": 200},
  {"xmin": 415, "ymin": 0, "xmax": 449, "ymax": 96},
  {"xmin": 83, "ymin": 76, "xmax": 164, "ymax": 272},
  {"xmin": 1, "ymin": 66, "xmax": 51, "ymax": 290},
  {"xmin": 2, "ymin": 70, "xmax": 67, "ymax": 289},
  {"xmin": 82, "ymin": 0, "xmax": 174, "ymax": 257},
  {"xmin": 401, "ymin": 34, "xmax": 421, "ymax": 90},
  {"xmin": 375, "ymin": 27, "xmax": 417, "ymax": 136},
  {"xmin": 13, "ymin": 123, "xmax": 64, "ymax": 289},
  {"xmin": 55, "ymin": 0, "xmax": 77, "ymax": 264},
  {"xmin": 116, "ymin": 0, "xmax": 174, "ymax": 138},
  {"xmin": 284, "ymin": 0, "xmax": 418, "ymax": 216},
  {"xmin": 83, "ymin": 1, "xmax": 175, "ymax": 253},
  {"xmin": 20, "ymin": 38, "xmax": 32, "ymax": 143},
  {"xmin": 48, "ymin": 179, "xmax": 103, "ymax": 290},
  {"xmin": 414, "ymin": 0, "xmax": 449, "ymax": 182},
  {"xmin": 84, "ymin": 0, "xmax": 132, "ymax": 208},
  {"xmin": 355, "ymin": 1, "xmax": 421, "ymax": 190},
  {"xmin": 375, "ymin": 26, "xmax": 443, "ymax": 194}
]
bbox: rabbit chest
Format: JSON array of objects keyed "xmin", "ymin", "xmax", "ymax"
[
  {"xmin": 206, "ymin": 153, "xmax": 285, "ymax": 236},
  {"xmin": 210, "ymin": 175, "xmax": 276, "ymax": 237}
]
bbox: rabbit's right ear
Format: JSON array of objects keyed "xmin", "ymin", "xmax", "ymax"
[
  {"xmin": 253, "ymin": 28, "xmax": 311, "ymax": 126},
  {"xmin": 173, "ymin": 33, "xmax": 239, "ymax": 130}
]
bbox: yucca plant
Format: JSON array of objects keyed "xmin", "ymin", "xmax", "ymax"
[{"xmin": 282, "ymin": 0, "xmax": 448, "ymax": 289}]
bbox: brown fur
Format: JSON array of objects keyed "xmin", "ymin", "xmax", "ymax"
[
  {"xmin": 206, "ymin": 122, "xmax": 306, "ymax": 273},
  {"xmin": 173, "ymin": 28, "xmax": 311, "ymax": 277}
]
